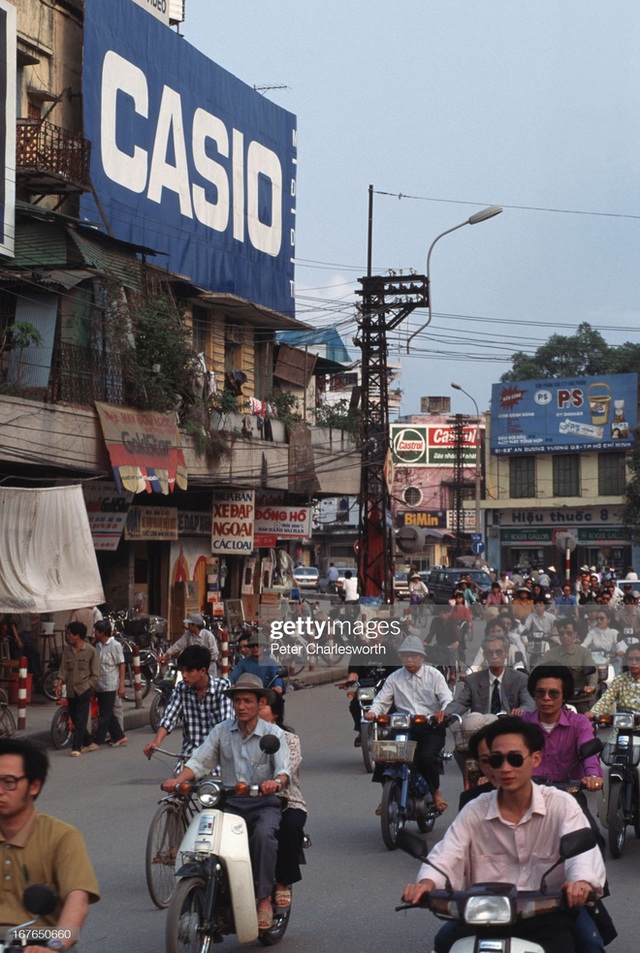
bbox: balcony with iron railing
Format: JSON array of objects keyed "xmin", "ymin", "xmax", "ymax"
[{"xmin": 16, "ymin": 119, "xmax": 92, "ymax": 196}]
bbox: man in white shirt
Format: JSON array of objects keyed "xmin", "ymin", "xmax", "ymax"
[
  {"xmin": 402, "ymin": 715, "xmax": 606, "ymax": 953},
  {"xmin": 166, "ymin": 613, "xmax": 219, "ymax": 676},
  {"xmin": 365, "ymin": 635, "xmax": 452, "ymax": 812}
]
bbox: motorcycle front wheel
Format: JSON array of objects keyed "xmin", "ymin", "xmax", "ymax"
[
  {"xmin": 165, "ymin": 876, "xmax": 208, "ymax": 953},
  {"xmin": 607, "ymin": 778, "xmax": 627, "ymax": 859},
  {"xmin": 380, "ymin": 778, "xmax": 403, "ymax": 850}
]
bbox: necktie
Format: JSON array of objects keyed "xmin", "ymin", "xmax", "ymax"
[{"xmin": 491, "ymin": 678, "xmax": 501, "ymax": 715}]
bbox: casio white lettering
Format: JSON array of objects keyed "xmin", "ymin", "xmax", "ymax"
[{"xmin": 100, "ymin": 50, "xmax": 283, "ymax": 256}]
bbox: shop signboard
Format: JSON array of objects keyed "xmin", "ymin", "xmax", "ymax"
[
  {"xmin": 125, "ymin": 506, "xmax": 178, "ymax": 540},
  {"xmin": 211, "ymin": 490, "xmax": 255, "ymax": 554},
  {"xmin": 491, "ymin": 373, "xmax": 638, "ymax": 455},
  {"xmin": 83, "ymin": 480, "xmax": 133, "ymax": 551},
  {"xmin": 396, "ymin": 510, "xmax": 447, "ymax": 529},
  {"xmin": 254, "ymin": 505, "xmax": 311, "ymax": 539},
  {"xmin": 391, "ymin": 424, "xmax": 478, "ymax": 467}
]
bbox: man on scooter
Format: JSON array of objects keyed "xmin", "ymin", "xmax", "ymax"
[
  {"xmin": 0, "ymin": 738, "xmax": 100, "ymax": 952},
  {"xmin": 402, "ymin": 716, "xmax": 606, "ymax": 953},
  {"xmin": 161, "ymin": 673, "xmax": 290, "ymax": 932},
  {"xmin": 365, "ymin": 635, "xmax": 452, "ymax": 813}
]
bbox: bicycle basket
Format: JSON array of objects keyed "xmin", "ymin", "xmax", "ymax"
[{"xmin": 371, "ymin": 740, "xmax": 416, "ymax": 763}]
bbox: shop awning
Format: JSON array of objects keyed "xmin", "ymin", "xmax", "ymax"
[{"xmin": 0, "ymin": 485, "xmax": 105, "ymax": 613}]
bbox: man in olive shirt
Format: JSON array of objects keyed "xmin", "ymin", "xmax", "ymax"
[
  {"xmin": 0, "ymin": 738, "xmax": 99, "ymax": 951},
  {"xmin": 55, "ymin": 623, "xmax": 101, "ymax": 757}
]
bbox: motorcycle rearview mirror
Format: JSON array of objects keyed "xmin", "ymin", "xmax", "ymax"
[
  {"xmin": 539, "ymin": 828, "xmax": 597, "ymax": 893},
  {"xmin": 22, "ymin": 884, "xmax": 58, "ymax": 917},
  {"xmin": 259, "ymin": 735, "xmax": 281, "ymax": 755},
  {"xmin": 396, "ymin": 830, "xmax": 453, "ymax": 893},
  {"xmin": 578, "ymin": 737, "xmax": 604, "ymax": 760}
]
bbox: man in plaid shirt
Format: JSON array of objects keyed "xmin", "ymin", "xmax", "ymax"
[{"xmin": 144, "ymin": 645, "xmax": 232, "ymax": 758}]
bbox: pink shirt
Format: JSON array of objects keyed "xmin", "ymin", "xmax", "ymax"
[{"xmin": 418, "ymin": 784, "xmax": 605, "ymax": 893}]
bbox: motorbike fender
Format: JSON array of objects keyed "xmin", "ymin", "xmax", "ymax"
[
  {"xmin": 597, "ymin": 768, "xmax": 625, "ymax": 828},
  {"xmin": 175, "ymin": 808, "xmax": 258, "ymax": 943}
]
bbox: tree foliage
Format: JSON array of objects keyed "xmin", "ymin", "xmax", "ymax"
[
  {"xmin": 501, "ymin": 322, "xmax": 640, "ymax": 381},
  {"xmin": 125, "ymin": 295, "xmax": 199, "ymax": 412}
]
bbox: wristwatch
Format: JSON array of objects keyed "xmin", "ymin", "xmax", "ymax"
[{"xmin": 47, "ymin": 941, "xmax": 65, "ymax": 951}]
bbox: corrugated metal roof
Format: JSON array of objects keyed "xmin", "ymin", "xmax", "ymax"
[
  {"xmin": 67, "ymin": 228, "xmax": 142, "ymax": 291},
  {"xmin": 14, "ymin": 221, "xmax": 68, "ymax": 266}
]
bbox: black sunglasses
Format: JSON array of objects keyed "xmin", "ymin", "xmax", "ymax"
[{"xmin": 487, "ymin": 751, "xmax": 532, "ymax": 769}]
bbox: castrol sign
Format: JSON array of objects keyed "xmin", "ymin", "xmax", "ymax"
[
  {"xmin": 391, "ymin": 424, "xmax": 479, "ymax": 467},
  {"xmin": 392, "ymin": 427, "xmax": 428, "ymax": 465}
]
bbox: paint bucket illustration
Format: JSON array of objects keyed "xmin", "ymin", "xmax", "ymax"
[{"xmin": 587, "ymin": 382, "xmax": 611, "ymax": 426}]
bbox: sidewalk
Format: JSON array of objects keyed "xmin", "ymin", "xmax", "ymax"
[{"xmin": 13, "ymin": 661, "xmax": 348, "ymax": 746}]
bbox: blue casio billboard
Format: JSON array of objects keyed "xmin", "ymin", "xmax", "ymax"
[{"xmin": 81, "ymin": 0, "xmax": 296, "ymax": 315}]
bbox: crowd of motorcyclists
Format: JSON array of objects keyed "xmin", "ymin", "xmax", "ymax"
[{"xmin": 7, "ymin": 565, "xmax": 640, "ymax": 953}]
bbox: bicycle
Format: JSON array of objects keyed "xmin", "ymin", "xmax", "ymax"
[
  {"xmin": 50, "ymin": 693, "xmax": 99, "ymax": 749},
  {"xmin": 145, "ymin": 746, "xmax": 198, "ymax": 909},
  {"xmin": 0, "ymin": 687, "xmax": 15, "ymax": 737}
]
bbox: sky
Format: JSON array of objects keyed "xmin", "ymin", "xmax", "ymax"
[{"xmin": 181, "ymin": 1, "xmax": 640, "ymax": 419}]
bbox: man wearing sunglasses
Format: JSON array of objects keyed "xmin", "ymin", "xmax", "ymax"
[
  {"xmin": 0, "ymin": 737, "xmax": 99, "ymax": 951},
  {"xmin": 520, "ymin": 666, "xmax": 603, "ymax": 790},
  {"xmin": 403, "ymin": 716, "xmax": 607, "ymax": 953}
]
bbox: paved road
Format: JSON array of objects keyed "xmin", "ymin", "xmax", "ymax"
[{"xmin": 25, "ymin": 669, "xmax": 634, "ymax": 951}]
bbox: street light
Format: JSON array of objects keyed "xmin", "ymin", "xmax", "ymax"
[
  {"xmin": 406, "ymin": 205, "xmax": 502, "ymax": 351},
  {"xmin": 451, "ymin": 381, "xmax": 482, "ymax": 546}
]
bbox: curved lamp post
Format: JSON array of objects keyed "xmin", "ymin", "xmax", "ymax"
[
  {"xmin": 406, "ymin": 205, "xmax": 502, "ymax": 352},
  {"xmin": 451, "ymin": 381, "xmax": 482, "ymax": 543}
]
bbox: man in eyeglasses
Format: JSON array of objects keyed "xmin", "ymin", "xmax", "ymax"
[
  {"xmin": 0, "ymin": 737, "xmax": 99, "ymax": 951},
  {"xmin": 402, "ymin": 716, "xmax": 607, "ymax": 953},
  {"xmin": 539, "ymin": 619, "xmax": 598, "ymax": 713},
  {"xmin": 520, "ymin": 666, "xmax": 603, "ymax": 790}
]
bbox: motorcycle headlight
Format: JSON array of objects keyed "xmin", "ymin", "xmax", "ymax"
[
  {"xmin": 613, "ymin": 713, "xmax": 635, "ymax": 729},
  {"xmin": 197, "ymin": 779, "xmax": 222, "ymax": 807},
  {"xmin": 390, "ymin": 713, "xmax": 411, "ymax": 729},
  {"xmin": 358, "ymin": 689, "xmax": 376, "ymax": 703},
  {"xmin": 463, "ymin": 895, "xmax": 514, "ymax": 925}
]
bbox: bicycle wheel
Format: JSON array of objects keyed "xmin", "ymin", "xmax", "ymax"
[
  {"xmin": 150, "ymin": 693, "xmax": 167, "ymax": 733},
  {"xmin": 146, "ymin": 801, "xmax": 188, "ymax": 909},
  {"xmin": 41, "ymin": 669, "xmax": 59, "ymax": 702},
  {"xmin": 165, "ymin": 875, "xmax": 207, "ymax": 953},
  {"xmin": 50, "ymin": 707, "xmax": 73, "ymax": 749},
  {"xmin": 0, "ymin": 704, "xmax": 15, "ymax": 737}
]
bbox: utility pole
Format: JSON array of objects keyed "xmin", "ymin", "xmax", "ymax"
[{"xmin": 355, "ymin": 269, "xmax": 428, "ymax": 600}]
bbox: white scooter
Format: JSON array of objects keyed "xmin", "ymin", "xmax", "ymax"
[
  {"xmin": 164, "ymin": 735, "xmax": 292, "ymax": 951},
  {"xmin": 396, "ymin": 827, "xmax": 598, "ymax": 953}
]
